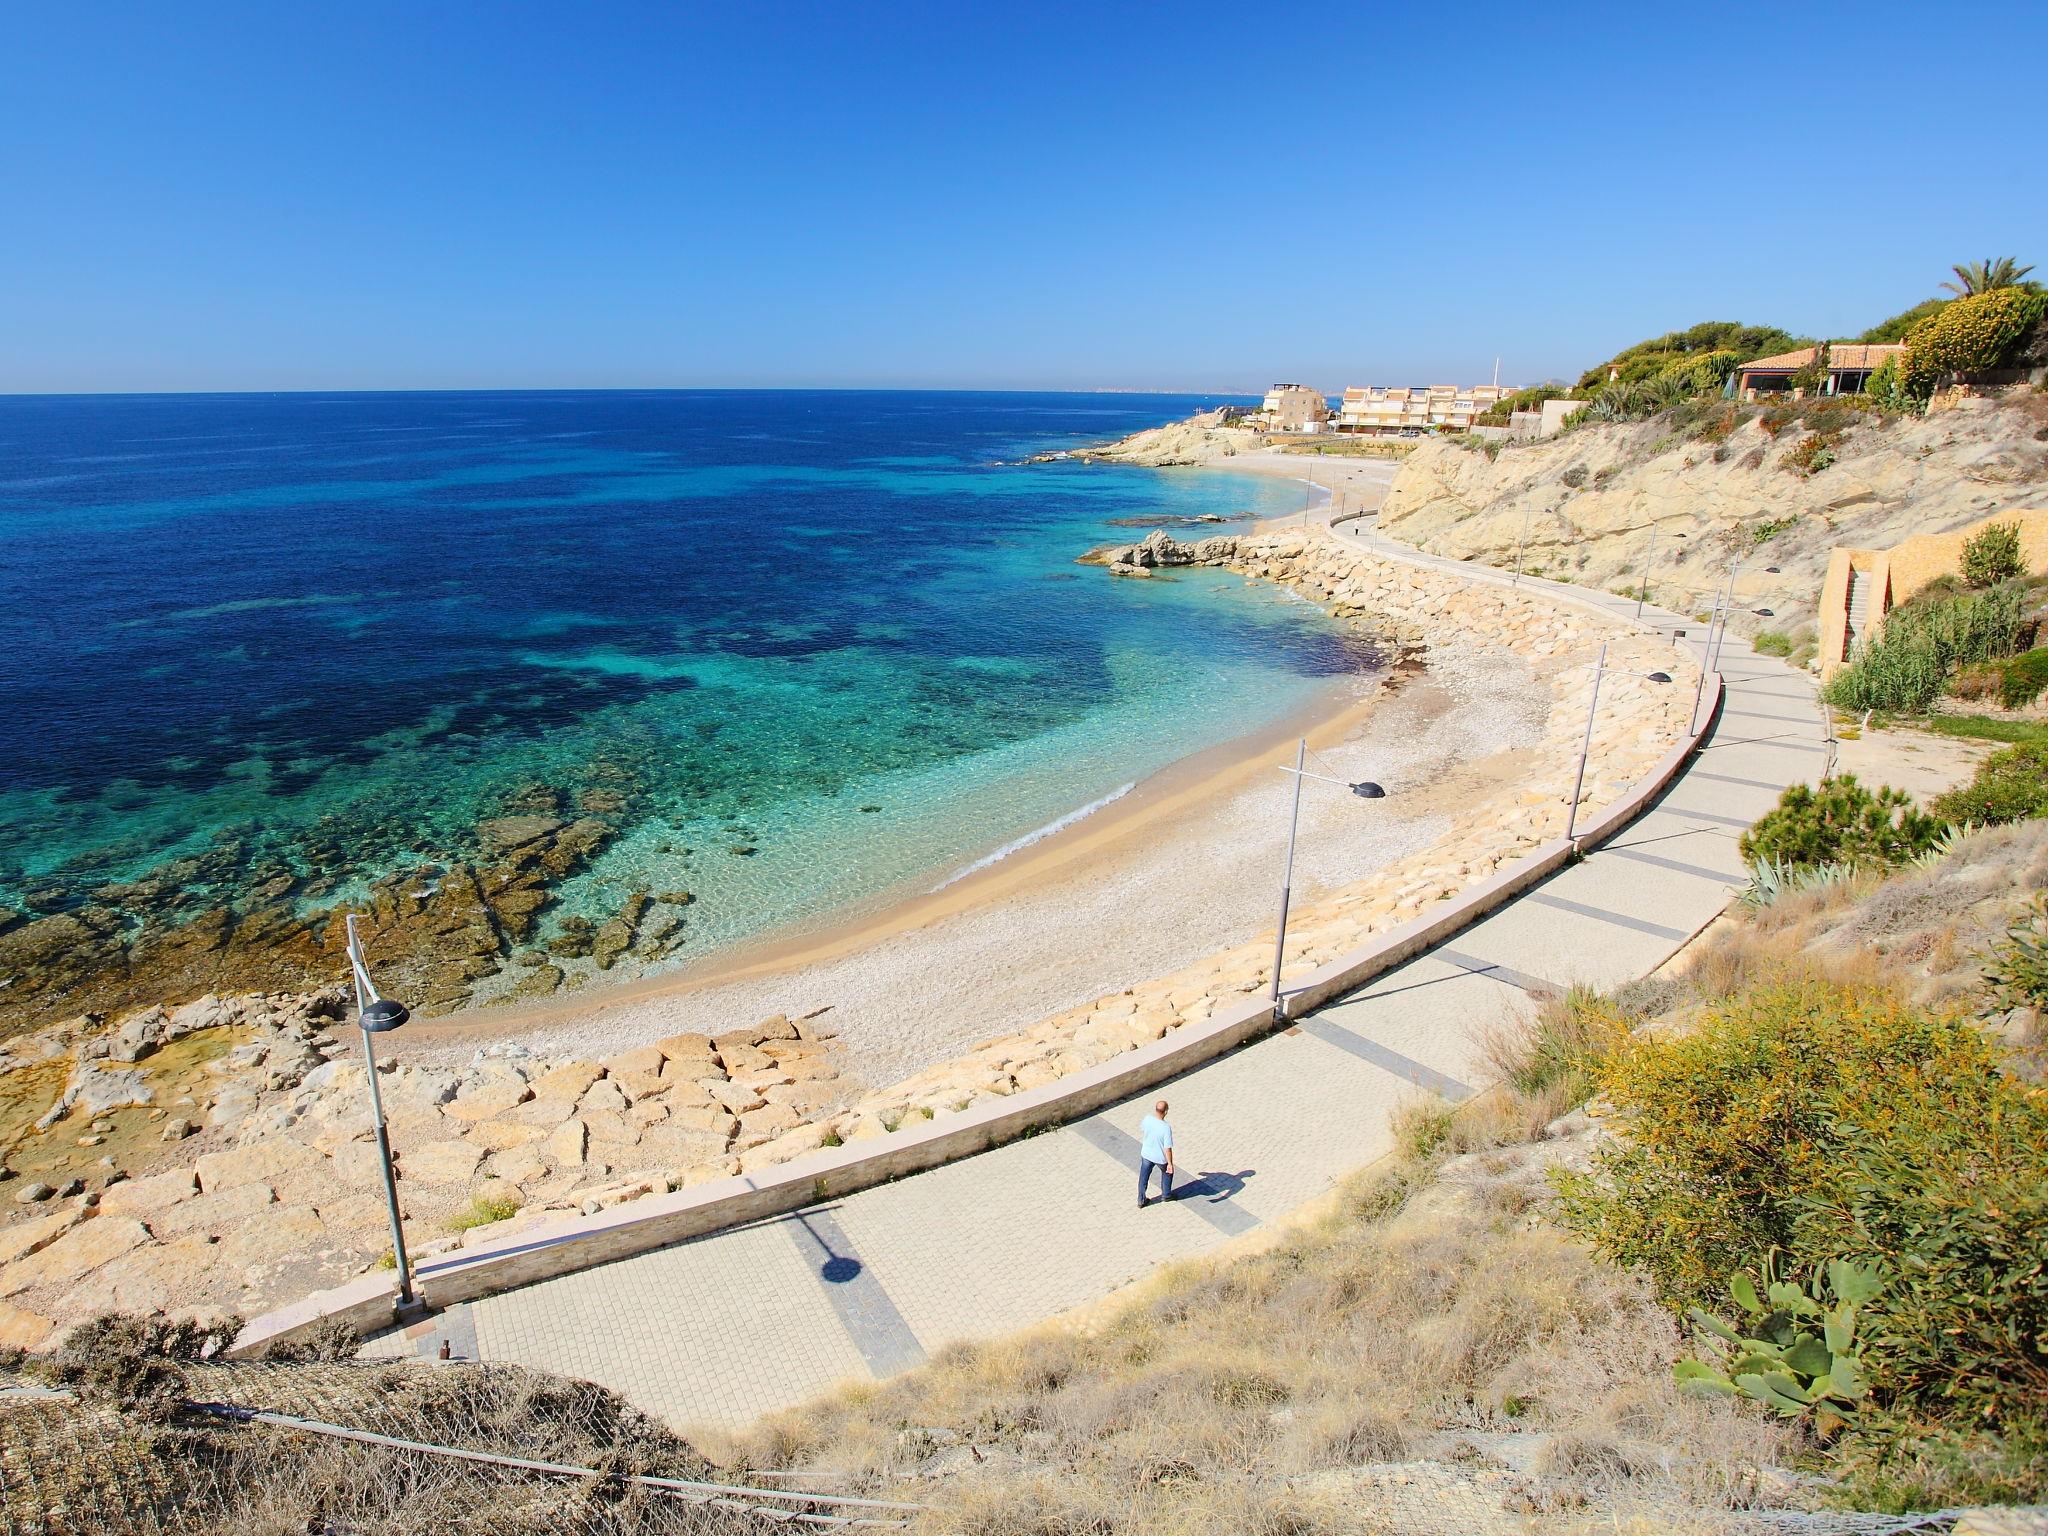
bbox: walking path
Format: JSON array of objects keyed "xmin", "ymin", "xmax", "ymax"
[{"xmin": 405, "ymin": 522, "xmax": 1828, "ymax": 1433}]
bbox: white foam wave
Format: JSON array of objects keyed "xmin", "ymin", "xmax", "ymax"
[{"xmin": 930, "ymin": 782, "xmax": 1137, "ymax": 891}]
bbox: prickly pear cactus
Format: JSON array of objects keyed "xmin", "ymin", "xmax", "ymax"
[{"xmin": 1674, "ymin": 1257, "xmax": 1884, "ymax": 1435}]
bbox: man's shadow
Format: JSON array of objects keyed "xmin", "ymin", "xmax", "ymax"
[{"xmin": 1172, "ymin": 1168, "xmax": 1255, "ymax": 1203}]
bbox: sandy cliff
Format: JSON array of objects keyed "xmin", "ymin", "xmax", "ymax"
[{"xmin": 1378, "ymin": 394, "xmax": 2048, "ymax": 635}]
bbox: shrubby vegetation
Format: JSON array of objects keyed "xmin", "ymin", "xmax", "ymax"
[
  {"xmin": 1554, "ymin": 973, "xmax": 2048, "ymax": 1502},
  {"xmin": 1577, "ymin": 322, "xmax": 1808, "ymax": 392},
  {"xmin": 1961, "ymin": 520, "xmax": 2025, "ymax": 588},
  {"xmin": 1737, "ymin": 776, "xmax": 1944, "ymax": 871},
  {"xmin": 1823, "ymin": 581, "xmax": 2029, "ymax": 713},
  {"xmin": 1930, "ymin": 741, "xmax": 2048, "ymax": 824},
  {"xmin": 1900, "ymin": 287, "xmax": 2048, "ymax": 397}
]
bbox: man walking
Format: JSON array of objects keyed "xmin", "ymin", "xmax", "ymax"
[{"xmin": 1138, "ymin": 1099, "xmax": 1174, "ymax": 1207}]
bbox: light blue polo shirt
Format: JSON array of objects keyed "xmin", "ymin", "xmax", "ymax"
[{"xmin": 1139, "ymin": 1113, "xmax": 1173, "ymax": 1163}]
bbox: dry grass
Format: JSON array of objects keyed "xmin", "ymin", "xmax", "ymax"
[{"xmin": 734, "ymin": 1121, "xmax": 1799, "ymax": 1534}]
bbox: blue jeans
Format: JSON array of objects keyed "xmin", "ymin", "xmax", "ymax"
[{"xmin": 1139, "ymin": 1158, "xmax": 1173, "ymax": 1203}]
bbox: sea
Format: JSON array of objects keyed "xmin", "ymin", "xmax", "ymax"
[{"xmin": 0, "ymin": 390, "xmax": 1377, "ymax": 990}]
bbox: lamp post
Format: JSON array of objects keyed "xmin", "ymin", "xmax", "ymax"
[
  {"xmin": 343, "ymin": 914, "xmax": 416, "ymax": 1311},
  {"xmin": 1690, "ymin": 588, "xmax": 1726, "ymax": 735},
  {"xmin": 1270, "ymin": 738, "xmax": 1386, "ymax": 1023},
  {"xmin": 1564, "ymin": 645, "xmax": 1674, "ymax": 841},
  {"xmin": 1633, "ymin": 522, "xmax": 1662, "ymax": 620}
]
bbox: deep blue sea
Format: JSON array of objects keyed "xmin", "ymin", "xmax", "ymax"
[{"xmin": 0, "ymin": 390, "xmax": 1373, "ymax": 981}]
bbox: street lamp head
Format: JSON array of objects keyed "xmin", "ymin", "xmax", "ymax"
[
  {"xmin": 360, "ymin": 997, "xmax": 411, "ymax": 1033},
  {"xmin": 1349, "ymin": 781, "xmax": 1386, "ymax": 799},
  {"xmin": 1754, "ymin": 608, "xmax": 1774, "ymax": 617},
  {"xmin": 1764, "ymin": 566, "xmax": 1781, "ymax": 574},
  {"xmin": 1647, "ymin": 671, "xmax": 1673, "ymax": 684}
]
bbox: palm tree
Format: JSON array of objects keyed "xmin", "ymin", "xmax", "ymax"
[{"xmin": 1941, "ymin": 257, "xmax": 2035, "ymax": 296}]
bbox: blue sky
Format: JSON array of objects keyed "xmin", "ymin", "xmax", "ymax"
[{"xmin": 3, "ymin": 1, "xmax": 2043, "ymax": 394}]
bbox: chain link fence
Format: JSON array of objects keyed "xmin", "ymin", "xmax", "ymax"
[{"xmin": 2, "ymin": 1362, "xmax": 2039, "ymax": 1536}]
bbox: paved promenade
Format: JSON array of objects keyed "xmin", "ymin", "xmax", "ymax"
[{"xmin": 421, "ymin": 524, "xmax": 1828, "ymax": 1432}]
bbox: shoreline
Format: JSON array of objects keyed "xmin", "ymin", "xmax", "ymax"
[
  {"xmin": 411, "ymin": 652, "xmax": 1404, "ymax": 1052},
  {"xmin": 405, "ymin": 438, "xmax": 1428, "ymax": 1074}
]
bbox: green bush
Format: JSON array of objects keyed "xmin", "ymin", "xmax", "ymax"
[
  {"xmin": 1984, "ymin": 896, "xmax": 2048, "ymax": 1011},
  {"xmin": 1553, "ymin": 978, "xmax": 2048, "ymax": 1428},
  {"xmin": 1738, "ymin": 775, "xmax": 1945, "ymax": 870},
  {"xmin": 1929, "ymin": 740, "xmax": 2048, "ymax": 824},
  {"xmin": 1786, "ymin": 432, "xmax": 1837, "ymax": 475},
  {"xmin": 1999, "ymin": 647, "xmax": 2048, "ymax": 708},
  {"xmin": 1580, "ymin": 321, "xmax": 1810, "ymax": 391},
  {"xmin": 1823, "ymin": 583, "xmax": 2028, "ymax": 712},
  {"xmin": 1865, "ymin": 355, "xmax": 1911, "ymax": 411},
  {"xmin": 448, "ymin": 1192, "xmax": 522, "ymax": 1231},
  {"xmin": 1752, "ymin": 629, "xmax": 1793, "ymax": 657},
  {"xmin": 1857, "ymin": 298, "xmax": 1946, "ymax": 345},
  {"xmin": 1961, "ymin": 520, "xmax": 2025, "ymax": 588}
]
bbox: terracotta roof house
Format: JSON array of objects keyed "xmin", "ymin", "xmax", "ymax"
[{"xmin": 1735, "ymin": 343, "xmax": 1906, "ymax": 398}]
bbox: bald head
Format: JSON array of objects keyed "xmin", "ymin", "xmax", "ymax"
[{"xmin": 1154, "ymin": 1099, "xmax": 1168, "ymax": 1116}]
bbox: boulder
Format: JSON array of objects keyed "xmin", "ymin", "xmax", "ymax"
[
  {"xmin": 0, "ymin": 1300, "xmax": 57, "ymax": 1352},
  {"xmin": 528, "ymin": 1062, "xmax": 605, "ymax": 1102},
  {"xmin": 399, "ymin": 1139, "xmax": 485, "ymax": 1186},
  {"xmin": 98, "ymin": 1169, "xmax": 199, "ymax": 1216},
  {"xmin": 148, "ymin": 1182, "xmax": 277, "ymax": 1240},
  {"xmin": 196, "ymin": 1139, "xmax": 326, "ymax": 1194},
  {"xmin": 666, "ymin": 1105, "xmax": 738, "ymax": 1140},
  {"xmin": 0, "ymin": 1208, "xmax": 87, "ymax": 1266},
  {"xmin": 578, "ymin": 1079, "xmax": 631, "ymax": 1115},
  {"xmin": 1, "ymin": 1216, "xmax": 152, "ymax": 1295},
  {"xmin": 463, "ymin": 1119, "xmax": 549, "ymax": 1152},
  {"xmin": 704, "ymin": 1080, "xmax": 766, "ymax": 1115},
  {"xmin": 605, "ymin": 1045, "xmax": 667, "ymax": 1077},
  {"xmin": 445, "ymin": 1078, "xmax": 533, "ymax": 1122},
  {"xmin": 735, "ymin": 1104, "xmax": 801, "ymax": 1141},
  {"xmin": 546, "ymin": 1118, "xmax": 589, "ymax": 1168},
  {"xmin": 218, "ymin": 1205, "xmax": 326, "ymax": 1271}
]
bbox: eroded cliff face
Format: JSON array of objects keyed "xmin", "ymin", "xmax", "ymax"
[{"xmin": 1378, "ymin": 395, "xmax": 2048, "ymax": 635}]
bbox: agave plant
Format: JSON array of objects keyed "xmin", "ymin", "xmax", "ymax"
[
  {"xmin": 1909, "ymin": 822, "xmax": 1977, "ymax": 870},
  {"xmin": 1940, "ymin": 256, "xmax": 2035, "ymax": 296},
  {"xmin": 1675, "ymin": 1257, "xmax": 1884, "ymax": 1435},
  {"xmin": 1738, "ymin": 855, "xmax": 1856, "ymax": 908}
]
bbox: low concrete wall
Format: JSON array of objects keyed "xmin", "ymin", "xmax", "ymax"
[{"xmin": 232, "ymin": 661, "xmax": 1728, "ymax": 1360}]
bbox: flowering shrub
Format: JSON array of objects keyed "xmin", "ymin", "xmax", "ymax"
[
  {"xmin": 1553, "ymin": 978, "xmax": 2048, "ymax": 1424},
  {"xmin": 1902, "ymin": 288, "xmax": 2048, "ymax": 395}
]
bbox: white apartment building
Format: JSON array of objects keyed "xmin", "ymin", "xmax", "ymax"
[
  {"xmin": 1336, "ymin": 384, "xmax": 1509, "ymax": 435},
  {"xmin": 1258, "ymin": 383, "xmax": 1331, "ymax": 433}
]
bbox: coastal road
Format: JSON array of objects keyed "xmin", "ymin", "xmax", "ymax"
[{"xmin": 373, "ymin": 538, "xmax": 1828, "ymax": 1434}]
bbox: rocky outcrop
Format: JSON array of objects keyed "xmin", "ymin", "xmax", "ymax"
[
  {"xmin": 0, "ymin": 790, "xmax": 673, "ymax": 1038},
  {"xmin": 1045, "ymin": 409, "xmax": 1269, "ymax": 467},
  {"xmin": 0, "ymin": 999, "xmax": 853, "ymax": 1340},
  {"xmin": 1378, "ymin": 393, "xmax": 2048, "ymax": 636}
]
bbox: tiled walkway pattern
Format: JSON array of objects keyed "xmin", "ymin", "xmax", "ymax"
[{"xmin": 461, "ymin": 529, "xmax": 1828, "ymax": 1431}]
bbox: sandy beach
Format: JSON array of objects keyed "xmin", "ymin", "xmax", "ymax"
[
  {"xmin": 412, "ymin": 637, "xmax": 1544, "ymax": 1096},
  {"xmin": 400, "ymin": 449, "xmax": 1507, "ymax": 1091}
]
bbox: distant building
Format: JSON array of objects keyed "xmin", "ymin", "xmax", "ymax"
[
  {"xmin": 1505, "ymin": 397, "xmax": 1584, "ymax": 440},
  {"xmin": 1258, "ymin": 384, "xmax": 1331, "ymax": 433},
  {"xmin": 1735, "ymin": 343, "xmax": 1906, "ymax": 399},
  {"xmin": 1334, "ymin": 384, "xmax": 1509, "ymax": 436}
]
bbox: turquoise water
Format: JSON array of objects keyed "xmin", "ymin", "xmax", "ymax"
[{"xmin": 0, "ymin": 390, "xmax": 1375, "ymax": 981}]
